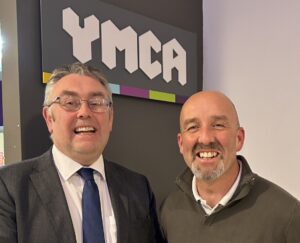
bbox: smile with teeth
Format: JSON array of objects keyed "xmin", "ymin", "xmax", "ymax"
[
  {"xmin": 74, "ymin": 126, "xmax": 96, "ymax": 134},
  {"xmin": 197, "ymin": 151, "xmax": 219, "ymax": 159}
]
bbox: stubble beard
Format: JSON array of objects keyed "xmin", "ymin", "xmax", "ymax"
[{"xmin": 191, "ymin": 158, "xmax": 225, "ymax": 182}]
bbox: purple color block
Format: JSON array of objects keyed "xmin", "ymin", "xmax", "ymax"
[{"xmin": 120, "ymin": 85, "xmax": 149, "ymax": 98}]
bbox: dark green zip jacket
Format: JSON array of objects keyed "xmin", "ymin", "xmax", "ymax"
[{"xmin": 160, "ymin": 155, "xmax": 300, "ymax": 243}]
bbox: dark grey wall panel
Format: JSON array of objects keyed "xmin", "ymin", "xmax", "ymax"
[
  {"xmin": 16, "ymin": 0, "xmax": 202, "ymax": 205},
  {"xmin": 17, "ymin": 0, "xmax": 50, "ymax": 158}
]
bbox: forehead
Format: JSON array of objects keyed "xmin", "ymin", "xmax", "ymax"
[
  {"xmin": 52, "ymin": 73, "xmax": 108, "ymax": 97},
  {"xmin": 180, "ymin": 93, "xmax": 238, "ymax": 124}
]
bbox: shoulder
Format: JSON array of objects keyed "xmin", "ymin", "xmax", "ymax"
[
  {"xmin": 254, "ymin": 175, "xmax": 299, "ymax": 203},
  {"xmin": 0, "ymin": 150, "xmax": 53, "ymax": 184},
  {"xmin": 239, "ymin": 155, "xmax": 300, "ymax": 207},
  {"xmin": 247, "ymin": 174, "xmax": 300, "ymax": 224},
  {"xmin": 252, "ymin": 175, "xmax": 300, "ymax": 234},
  {"xmin": 257, "ymin": 176, "xmax": 300, "ymax": 209}
]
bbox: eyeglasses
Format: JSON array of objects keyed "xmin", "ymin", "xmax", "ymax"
[{"xmin": 46, "ymin": 95, "xmax": 112, "ymax": 113}]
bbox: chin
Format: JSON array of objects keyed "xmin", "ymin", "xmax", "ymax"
[
  {"xmin": 74, "ymin": 145, "xmax": 99, "ymax": 154},
  {"xmin": 191, "ymin": 161, "xmax": 225, "ymax": 182}
]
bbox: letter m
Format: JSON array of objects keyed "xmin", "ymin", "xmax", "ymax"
[{"xmin": 101, "ymin": 20, "xmax": 138, "ymax": 73}]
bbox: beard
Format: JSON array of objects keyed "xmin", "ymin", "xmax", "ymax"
[
  {"xmin": 191, "ymin": 159, "xmax": 225, "ymax": 182},
  {"xmin": 190, "ymin": 141, "xmax": 225, "ymax": 182}
]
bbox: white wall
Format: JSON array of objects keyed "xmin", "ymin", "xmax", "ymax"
[{"xmin": 203, "ymin": 0, "xmax": 300, "ymax": 199}]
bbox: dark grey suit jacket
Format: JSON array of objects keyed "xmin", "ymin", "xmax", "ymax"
[{"xmin": 0, "ymin": 149, "xmax": 163, "ymax": 243}]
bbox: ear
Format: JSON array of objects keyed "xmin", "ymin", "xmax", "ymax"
[
  {"xmin": 236, "ymin": 127, "xmax": 245, "ymax": 152},
  {"xmin": 108, "ymin": 108, "xmax": 114, "ymax": 132},
  {"xmin": 42, "ymin": 107, "xmax": 54, "ymax": 134},
  {"xmin": 177, "ymin": 132, "xmax": 184, "ymax": 155}
]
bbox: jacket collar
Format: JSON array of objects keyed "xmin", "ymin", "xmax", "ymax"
[
  {"xmin": 104, "ymin": 160, "xmax": 129, "ymax": 243},
  {"xmin": 29, "ymin": 148, "xmax": 77, "ymax": 243}
]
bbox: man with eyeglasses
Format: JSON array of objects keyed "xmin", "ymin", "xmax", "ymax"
[{"xmin": 0, "ymin": 62, "xmax": 163, "ymax": 243}]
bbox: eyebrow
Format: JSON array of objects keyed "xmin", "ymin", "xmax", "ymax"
[
  {"xmin": 211, "ymin": 115, "xmax": 229, "ymax": 122},
  {"xmin": 59, "ymin": 90, "xmax": 106, "ymax": 97},
  {"xmin": 182, "ymin": 115, "xmax": 229, "ymax": 128}
]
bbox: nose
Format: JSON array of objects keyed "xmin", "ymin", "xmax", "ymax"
[
  {"xmin": 197, "ymin": 126, "xmax": 215, "ymax": 145},
  {"xmin": 76, "ymin": 100, "xmax": 92, "ymax": 119}
]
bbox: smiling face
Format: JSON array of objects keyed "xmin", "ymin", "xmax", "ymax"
[
  {"xmin": 178, "ymin": 91, "xmax": 245, "ymax": 183},
  {"xmin": 43, "ymin": 73, "xmax": 113, "ymax": 165}
]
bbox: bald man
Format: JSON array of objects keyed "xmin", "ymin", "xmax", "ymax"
[{"xmin": 160, "ymin": 91, "xmax": 300, "ymax": 243}]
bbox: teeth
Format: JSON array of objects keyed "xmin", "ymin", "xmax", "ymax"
[
  {"xmin": 75, "ymin": 126, "xmax": 95, "ymax": 133},
  {"xmin": 199, "ymin": 152, "xmax": 218, "ymax": 158}
]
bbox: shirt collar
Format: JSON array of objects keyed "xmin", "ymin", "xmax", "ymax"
[{"xmin": 52, "ymin": 145, "xmax": 106, "ymax": 181}]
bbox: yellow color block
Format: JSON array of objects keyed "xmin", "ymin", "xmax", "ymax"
[
  {"xmin": 149, "ymin": 90, "xmax": 175, "ymax": 103},
  {"xmin": 42, "ymin": 72, "xmax": 52, "ymax": 84}
]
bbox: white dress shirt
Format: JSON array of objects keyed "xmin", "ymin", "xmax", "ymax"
[
  {"xmin": 52, "ymin": 145, "xmax": 117, "ymax": 243},
  {"xmin": 192, "ymin": 160, "xmax": 242, "ymax": 215}
]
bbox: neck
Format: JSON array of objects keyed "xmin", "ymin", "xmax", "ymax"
[{"xmin": 73, "ymin": 153, "xmax": 100, "ymax": 166}]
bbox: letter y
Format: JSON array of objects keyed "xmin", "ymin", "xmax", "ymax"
[{"xmin": 62, "ymin": 8, "xmax": 99, "ymax": 63}]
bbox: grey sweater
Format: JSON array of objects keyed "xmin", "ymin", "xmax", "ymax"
[{"xmin": 160, "ymin": 156, "xmax": 300, "ymax": 243}]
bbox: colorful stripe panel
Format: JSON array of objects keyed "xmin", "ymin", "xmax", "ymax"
[{"xmin": 42, "ymin": 71, "xmax": 187, "ymax": 104}]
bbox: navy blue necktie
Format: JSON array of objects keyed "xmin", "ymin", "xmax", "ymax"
[{"xmin": 78, "ymin": 168, "xmax": 105, "ymax": 243}]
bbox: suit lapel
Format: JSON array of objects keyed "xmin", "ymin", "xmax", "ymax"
[
  {"xmin": 29, "ymin": 150, "xmax": 76, "ymax": 243},
  {"xmin": 105, "ymin": 161, "xmax": 129, "ymax": 243}
]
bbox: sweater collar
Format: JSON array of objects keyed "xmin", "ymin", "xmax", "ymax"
[{"xmin": 176, "ymin": 155, "xmax": 257, "ymax": 205}]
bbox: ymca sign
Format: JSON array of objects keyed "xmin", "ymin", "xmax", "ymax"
[{"xmin": 40, "ymin": 0, "xmax": 198, "ymax": 103}]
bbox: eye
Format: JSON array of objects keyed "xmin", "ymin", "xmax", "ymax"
[
  {"xmin": 213, "ymin": 123, "xmax": 226, "ymax": 129},
  {"xmin": 185, "ymin": 124, "xmax": 199, "ymax": 133},
  {"xmin": 89, "ymin": 98, "xmax": 103, "ymax": 107},
  {"xmin": 60, "ymin": 96, "xmax": 80, "ymax": 108},
  {"xmin": 89, "ymin": 100, "xmax": 100, "ymax": 106},
  {"xmin": 66, "ymin": 99, "xmax": 75, "ymax": 105}
]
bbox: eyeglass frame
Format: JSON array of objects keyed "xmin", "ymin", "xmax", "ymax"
[{"xmin": 45, "ymin": 95, "xmax": 113, "ymax": 113}]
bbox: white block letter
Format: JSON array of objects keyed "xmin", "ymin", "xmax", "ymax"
[
  {"xmin": 62, "ymin": 8, "xmax": 99, "ymax": 63},
  {"xmin": 101, "ymin": 20, "xmax": 138, "ymax": 73},
  {"xmin": 139, "ymin": 31, "xmax": 162, "ymax": 79},
  {"xmin": 162, "ymin": 39, "xmax": 187, "ymax": 85}
]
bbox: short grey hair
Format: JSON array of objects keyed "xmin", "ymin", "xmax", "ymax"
[{"xmin": 43, "ymin": 62, "xmax": 112, "ymax": 106}]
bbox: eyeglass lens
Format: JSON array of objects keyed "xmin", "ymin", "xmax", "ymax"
[{"xmin": 59, "ymin": 95, "xmax": 110, "ymax": 112}]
